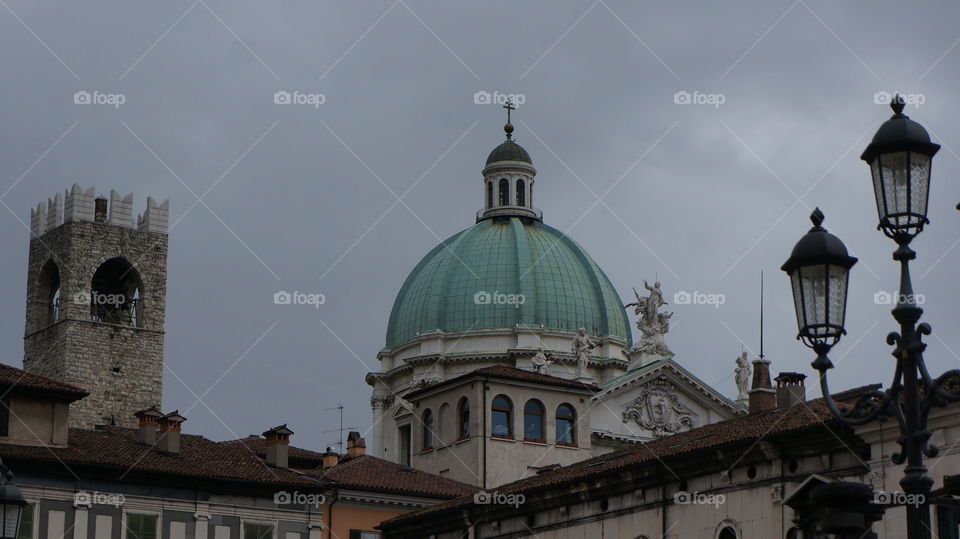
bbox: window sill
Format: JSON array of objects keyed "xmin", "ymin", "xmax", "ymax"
[
  {"xmin": 523, "ymin": 439, "xmax": 547, "ymax": 446},
  {"xmin": 455, "ymin": 437, "xmax": 471, "ymax": 445},
  {"xmin": 417, "ymin": 447, "xmax": 433, "ymax": 454},
  {"xmin": 491, "ymin": 435, "xmax": 516, "ymax": 442},
  {"xmin": 556, "ymin": 442, "xmax": 579, "ymax": 449}
]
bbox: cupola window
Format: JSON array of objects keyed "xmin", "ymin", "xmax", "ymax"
[
  {"xmin": 498, "ymin": 179, "xmax": 509, "ymax": 206},
  {"xmin": 516, "ymin": 179, "xmax": 525, "ymax": 206}
]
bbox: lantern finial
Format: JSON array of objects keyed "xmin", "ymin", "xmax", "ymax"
[
  {"xmin": 810, "ymin": 207, "xmax": 824, "ymax": 228},
  {"xmin": 891, "ymin": 94, "xmax": 906, "ymax": 116}
]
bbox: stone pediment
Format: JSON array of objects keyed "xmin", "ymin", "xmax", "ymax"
[{"xmin": 590, "ymin": 359, "xmax": 741, "ymax": 442}]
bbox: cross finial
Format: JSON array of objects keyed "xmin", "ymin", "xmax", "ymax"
[{"xmin": 503, "ymin": 100, "xmax": 515, "ymax": 140}]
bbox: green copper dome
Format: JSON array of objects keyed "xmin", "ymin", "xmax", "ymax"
[
  {"xmin": 385, "ymin": 217, "xmax": 632, "ymax": 349},
  {"xmin": 486, "ymin": 140, "xmax": 532, "ymax": 166}
]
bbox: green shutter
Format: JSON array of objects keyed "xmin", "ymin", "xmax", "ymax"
[{"xmin": 17, "ymin": 505, "xmax": 34, "ymax": 539}]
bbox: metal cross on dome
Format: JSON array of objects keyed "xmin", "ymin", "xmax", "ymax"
[{"xmin": 503, "ymin": 99, "xmax": 516, "ymax": 140}]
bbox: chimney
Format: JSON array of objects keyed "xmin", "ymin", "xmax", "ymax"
[
  {"xmin": 775, "ymin": 372, "xmax": 807, "ymax": 409},
  {"xmin": 157, "ymin": 411, "xmax": 186, "ymax": 455},
  {"xmin": 346, "ymin": 431, "xmax": 366, "ymax": 458},
  {"xmin": 263, "ymin": 424, "xmax": 294, "ymax": 468},
  {"xmin": 134, "ymin": 406, "xmax": 162, "ymax": 445},
  {"xmin": 749, "ymin": 358, "xmax": 776, "ymax": 413},
  {"xmin": 94, "ymin": 197, "xmax": 108, "ymax": 222},
  {"xmin": 322, "ymin": 447, "xmax": 339, "ymax": 469}
]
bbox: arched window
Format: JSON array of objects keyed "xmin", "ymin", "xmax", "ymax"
[
  {"xmin": 37, "ymin": 259, "xmax": 61, "ymax": 327},
  {"xmin": 90, "ymin": 257, "xmax": 143, "ymax": 327},
  {"xmin": 556, "ymin": 404, "xmax": 576, "ymax": 446},
  {"xmin": 717, "ymin": 528, "xmax": 737, "ymax": 539},
  {"xmin": 491, "ymin": 395, "xmax": 512, "ymax": 438},
  {"xmin": 516, "ymin": 179, "xmax": 525, "ymax": 206},
  {"xmin": 498, "ymin": 179, "xmax": 509, "ymax": 206},
  {"xmin": 421, "ymin": 409, "xmax": 433, "ymax": 450},
  {"xmin": 457, "ymin": 397, "xmax": 470, "ymax": 439},
  {"xmin": 486, "ymin": 181, "xmax": 494, "ymax": 209},
  {"xmin": 524, "ymin": 399, "xmax": 545, "ymax": 442}
]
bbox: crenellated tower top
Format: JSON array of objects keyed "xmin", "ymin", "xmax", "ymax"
[{"xmin": 30, "ymin": 184, "xmax": 169, "ymax": 238}]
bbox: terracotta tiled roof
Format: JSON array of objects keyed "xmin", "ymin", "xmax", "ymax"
[
  {"xmin": 221, "ymin": 435, "xmax": 328, "ymax": 467},
  {"xmin": 0, "ymin": 426, "xmax": 324, "ymax": 487},
  {"xmin": 382, "ymin": 400, "xmax": 842, "ymax": 527},
  {"xmin": 406, "ymin": 366, "xmax": 596, "ymax": 400},
  {"xmin": 0, "ymin": 363, "xmax": 87, "ymax": 399},
  {"xmin": 314, "ymin": 455, "xmax": 476, "ymax": 499}
]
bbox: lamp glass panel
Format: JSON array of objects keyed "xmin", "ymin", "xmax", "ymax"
[
  {"xmin": 799, "ymin": 265, "xmax": 828, "ymax": 336},
  {"xmin": 1, "ymin": 504, "xmax": 21, "ymax": 539},
  {"xmin": 879, "ymin": 151, "xmax": 909, "ymax": 226},
  {"xmin": 827, "ymin": 264, "xmax": 849, "ymax": 328},
  {"xmin": 790, "ymin": 271, "xmax": 805, "ymax": 333},
  {"xmin": 909, "ymin": 152, "xmax": 931, "ymax": 217}
]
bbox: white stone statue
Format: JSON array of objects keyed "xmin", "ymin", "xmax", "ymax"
[
  {"xmin": 626, "ymin": 281, "xmax": 673, "ymax": 359},
  {"xmin": 531, "ymin": 347, "xmax": 553, "ymax": 375},
  {"xmin": 735, "ymin": 351, "xmax": 751, "ymax": 400},
  {"xmin": 572, "ymin": 328, "xmax": 597, "ymax": 378}
]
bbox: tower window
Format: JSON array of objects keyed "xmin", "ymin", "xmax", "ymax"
[
  {"xmin": 36, "ymin": 259, "xmax": 61, "ymax": 328},
  {"xmin": 556, "ymin": 404, "xmax": 576, "ymax": 446},
  {"xmin": 398, "ymin": 424, "xmax": 411, "ymax": 466},
  {"xmin": 486, "ymin": 181, "xmax": 494, "ymax": 209},
  {"xmin": 491, "ymin": 395, "xmax": 512, "ymax": 438},
  {"xmin": 524, "ymin": 399, "xmax": 545, "ymax": 442},
  {"xmin": 516, "ymin": 179, "xmax": 525, "ymax": 206},
  {"xmin": 458, "ymin": 397, "xmax": 470, "ymax": 439},
  {"xmin": 89, "ymin": 257, "xmax": 143, "ymax": 327},
  {"xmin": 498, "ymin": 179, "xmax": 509, "ymax": 206},
  {"xmin": 421, "ymin": 409, "xmax": 433, "ymax": 450}
]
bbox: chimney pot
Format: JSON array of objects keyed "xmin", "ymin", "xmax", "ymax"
[
  {"xmin": 346, "ymin": 435, "xmax": 366, "ymax": 458},
  {"xmin": 262, "ymin": 424, "xmax": 294, "ymax": 468},
  {"xmin": 157, "ymin": 411, "xmax": 186, "ymax": 455},
  {"xmin": 322, "ymin": 448, "xmax": 339, "ymax": 469},
  {"xmin": 134, "ymin": 406, "xmax": 162, "ymax": 445},
  {"xmin": 775, "ymin": 372, "xmax": 807, "ymax": 409},
  {"xmin": 749, "ymin": 358, "xmax": 776, "ymax": 413}
]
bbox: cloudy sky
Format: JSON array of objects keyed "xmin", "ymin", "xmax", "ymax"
[{"xmin": 2, "ymin": 0, "xmax": 960, "ymax": 451}]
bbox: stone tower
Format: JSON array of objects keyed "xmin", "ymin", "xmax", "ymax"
[{"xmin": 23, "ymin": 184, "xmax": 169, "ymax": 428}]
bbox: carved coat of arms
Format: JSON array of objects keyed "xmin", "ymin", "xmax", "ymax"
[{"xmin": 622, "ymin": 376, "xmax": 697, "ymax": 436}]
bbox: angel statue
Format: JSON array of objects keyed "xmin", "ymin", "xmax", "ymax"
[
  {"xmin": 531, "ymin": 347, "xmax": 553, "ymax": 376},
  {"xmin": 625, "ymin": 280, "xmax": 674, "ymax": 359},
  {"xmin": 571, "ymin": 328, "xmax": 597, "ymax": 378},
  {"xmin": 625, "ymin": 280, "xmax": 668, "ymax": 328},
  {"xmin": 735, "ymin": 351, "xmax": 752, "ymax": 400}
]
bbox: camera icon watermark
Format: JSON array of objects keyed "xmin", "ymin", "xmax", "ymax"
[
  {"xmin": 473, "ymin": 490, "xmax": 525, "ymax": 508},
  {"xmin": 274, "ymin": 290, "xmax": 325, "ymax": 308},
  {"xmin": 74, "ymin": 490, "xmax": 125, "ymax": 508},
  {"xmin": 273, "ymin": 491, "xmax": 325, "ymax": 508},
  {"xmin": 673, "ymin": 290, "xmax": 725, "ymax": 308},
  {"xmin": 673, "ymin": 491, "xmax": 724, "ymax": 508},
  {"xmin": 874, "ymin": 490, "xmax": 925, "ymax": 508},
  {"xmin": 873, "ymin": 291, "xmax": 925, "ymax": 305},
  {"xmin": 73, "ymin": 91, "xmax": 125, "ymax": 108},
  {"xmin": 273, "ymin": 91, "xmax": 325, "ymax": 108},
  {"xmin": 473, "ymin": 290, "xmax": 525, "ymax": 309},
  {"xmin": 74, "ymin": 291, "xmax": 125, "ymax": 306},
  {"xmin": 874, "ymin": 91, "xmax": 925, "ymax": 109},
  {"xmin": 673, "ymin": 90, "xmax": 725, "ymax": 108},
  {"xmin": 473, "ymin": 91, "xmax": 525, "ymax": 106}
]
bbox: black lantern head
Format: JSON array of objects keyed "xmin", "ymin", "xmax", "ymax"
[
  {"xmin": 0, "ymin": 465, "xmax": 25, "ymax": 539},
  {"xmin": 781, "ymin": 209, "xmax": 858, "ymax": 353},
  {"xmin": 861, "ymin": 96, "xmax": 940, "ymax": 242}
]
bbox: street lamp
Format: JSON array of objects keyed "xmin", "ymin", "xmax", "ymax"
[
  {"xmin": 0, "ymin": 459, "xmax": 25, "ymax": 539},
  {"xmin": 783, "ymin": 96, "xmax": 960, "ymax": 539}
]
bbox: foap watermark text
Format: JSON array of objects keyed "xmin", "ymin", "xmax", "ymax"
[
  {"xmin": 474, "ymin": 490, "xmax": 525, "ymax": 508},
  {"xmin": 673, "ymin": 91, "xmax": 725, "ymax": 108},
  {"xmin": 473, "ymin": 91, "xmax": 525, "ymax": 106},
  {"xmin": 274, "ymin": 290, "xmax": 325, "ymax": 308},
  {"xmin": 75, "ymin": 490, "xmax": 125, "ymax": 508},
  {"xmin": 274, "ymin": 491, "xmax": 325, "ymax": 508},
  {"xmin": 674, "ymin": 290, "xmax": 725, "ymax": 308},
  {"xmin": 674, "ymin": 491, "xmax": 725, "ymax": 508},
  {"xmin": 74, "ymin": 91, "xmax": 125, "ymax": 108},
  {"xmin": 474, "ymin": 290, "xmax": 525, "ymax": 308},
  {"xmin": 274, "ymin": 91, "xmax": 325, "ymax": 108}
]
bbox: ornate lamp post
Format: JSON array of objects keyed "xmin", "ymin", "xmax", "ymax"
[
  {"xmin": 0, "ymin": 459, "xmax": 25, "ymax": 539},
  {"xmin": 783, "ymin": 96, "xmax": 960, "ymax": 539}
]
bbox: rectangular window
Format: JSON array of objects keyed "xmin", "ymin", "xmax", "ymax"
[
  {"xmin": 125, "ymin": 514, "xmax": 157, "ymax": 539},
  {"xmin": 17, "ymin": 504, "xmax": 34, "ymax": 539},
  {"xmin": 398, "ymin": 425, "xmax": 412, "ymax": 467},
  {"xmin": 348, "ymin": 532, "xmax": 380, "ymax": 539},
  {"xmin": 0, "ymin": 396, "xmax": 9, "ymax": 437},
  {"xmin": 243, "ymin": 523, "xmax": 273, "ymax": 539}
]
